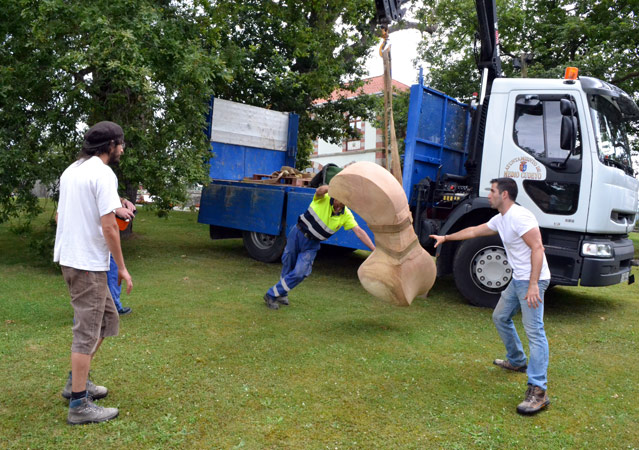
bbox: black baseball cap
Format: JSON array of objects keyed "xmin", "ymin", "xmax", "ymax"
[{"xmin": 83, "ymin": 121, "xmax": 124, "ymax": 149}]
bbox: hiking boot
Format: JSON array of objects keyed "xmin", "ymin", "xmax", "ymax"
[
  {"xmin": 276, "ymin": 295, "xmax": 289, "ymax": 306},
  {"xmin": 493, "ymin": 359, "xmax": 527, "ymax": 373},
  {"xmin": 263, "ymin": 293, "xmax": 279, "ymax": 310},
  {"xmin": 61, "ymin": 371, "xmax": 108, "ymax": 400},
  {"xmin": 67, "ymin": 396, "xmax": 119, "ymax": 425},
  {"xmin": 517, "ymin": 385, "xmax": 550, "ymax": 415}
]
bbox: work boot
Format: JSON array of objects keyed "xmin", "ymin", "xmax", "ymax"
[
  {"xmin": 516, "ymin": 385, "xmax": 550, "ymax": 415},
  {"xmin": 263, "ymin": 293, "xmax": 279, "ymax": 310},
  {"xmin": 67, "ymin": 396, "xmax": 119, "ymax": 425},
  {"xmin": 276, "ymin": 295, "xmax": 289, "ymax": 306},
  {"xmin": 61, "ymin": 371, "xmax": 108, "ymax": 400},
  {"xmin": 493, "ymin": 359, "xmax": 527, "ymax": 373}
]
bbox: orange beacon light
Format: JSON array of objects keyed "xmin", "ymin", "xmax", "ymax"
[{"xmin": 564, "ymin": 67, "xmax": 579, "ymax": 81}]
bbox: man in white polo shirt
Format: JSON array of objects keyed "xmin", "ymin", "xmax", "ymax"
[
  {"xmin": 430, "ymin": 177, "xmax": 551, "ymax": 415},
  {"xmin": 54, "ymin": 121, "xmax": 133, "ymax": 425}
]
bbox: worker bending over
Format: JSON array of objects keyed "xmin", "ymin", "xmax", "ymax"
[{"xmin": 263, "ymin": 185, "xmax": 375, "ymax": 310}]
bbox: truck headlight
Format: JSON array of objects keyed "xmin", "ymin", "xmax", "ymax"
[{"xmin": 581, "ymin": 242, "xmax": 613, "ymax": 257}]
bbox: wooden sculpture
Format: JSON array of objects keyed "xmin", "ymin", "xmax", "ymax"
[{"xmin": 329, "ymin": 161, "xmax": 436, "ymax": 306}]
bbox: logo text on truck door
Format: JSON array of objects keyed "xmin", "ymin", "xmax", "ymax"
[{"xmin": 503, "ymin": 156, "xmax": 543, "ymax": 180}]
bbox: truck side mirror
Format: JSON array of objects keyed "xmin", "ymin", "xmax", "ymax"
[
  {"xmin": 560, "ymin": 116, "xmax": 577, "ymax": 151},
  {"xmin": 560, "ymin": 98, "xmax": 576, "ymax": 116}
]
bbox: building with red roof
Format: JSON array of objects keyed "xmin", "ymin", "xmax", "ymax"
[{"xmin": 311, "ymin": 75, "xmax": 410, "ymax": 170}]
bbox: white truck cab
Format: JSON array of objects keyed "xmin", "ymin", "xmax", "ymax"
[{"xmin": 475, "ymin": 75, "xmax": 638, "ymax": 289}]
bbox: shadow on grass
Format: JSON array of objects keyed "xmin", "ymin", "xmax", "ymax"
[{"xmin": 544, "ymin": 286, "xmax": 623, "ymax": 317}]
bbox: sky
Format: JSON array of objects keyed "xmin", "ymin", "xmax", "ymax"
[{"xmin": 364, "ymin": 28, "xmax": 423, "ymax": 87}]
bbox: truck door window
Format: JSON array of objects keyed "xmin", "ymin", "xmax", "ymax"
[
  {"xmin": 513, "ymin": 94, "xmax": 582, "ymax": 215},
  {"xmin": 513, "ymin": 95, "xmax": 582, "ymax": 162}
]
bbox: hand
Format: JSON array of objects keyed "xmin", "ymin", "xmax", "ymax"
[
  {"xmin": 115, "ymin": 207, "xmax": 135, "ymax": 221},
  {"xmin": 118, "ymin": 267, "xmax": 133, "ymax": 295},
  {"xmin": 524, "ymin": 283, "xmax": 541, "ymax": 308},
  {"xmin": 121, "ymin": 198, "xmax": 137, "ymax": 212},
  {"xmin": 429, "ymin": 234, "xmax": 446, "ymax": 248},
  {"xmin": 315, "ymin": 185, "xmax": 329, "ymax": 197}
]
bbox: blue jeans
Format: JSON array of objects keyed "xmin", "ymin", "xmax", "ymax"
[
  {"xmin": 106, "ymin": 254, "xmax": 123, "ymax": 312},
  {"xmin": 267, "ymin": 226, "xmax": 321, "ymax": 298},
  {"xmin": 492, "ymin": 279, "xmax": 550, "ymax": 390}
]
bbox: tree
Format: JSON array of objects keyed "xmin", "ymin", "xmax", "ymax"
[
  {"xmin": 202, "ymin": 0, "xmax": 384, "ymax": 168},
  {"xmin": 1, "ymin": 0, "xmax": 406, "ymax": 224},
  {"xmin": 0, "ymin": 0, "xmax": 228, "ymax": 222},
  {"xmin": 413, "ymin": 0, "xmax": 639, "ymax": 104}
]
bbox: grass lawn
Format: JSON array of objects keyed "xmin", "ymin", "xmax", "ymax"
[{"xmin": 1, "ymin": 208, "xmax": 638, "ymax": 449}]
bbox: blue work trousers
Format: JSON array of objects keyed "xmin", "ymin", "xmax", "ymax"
[
  {"xmin": 268, "ymin": 226, "xmax": 321, "ymax": 298},
  {"xmin": 106, "ymin": 254, "xmax": 123, "ymax": 312},
  {"xmin": 492, "ymin": 279, "xmax": 550, "ymax": 390}
]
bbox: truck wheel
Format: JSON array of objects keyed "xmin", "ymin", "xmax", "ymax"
[
  {"xmin": 453, "ymin": 235, "xmax": 512, "ymax": 308},
  {"xmin": 242, "ymin": 231, "xmax": 286, "ymax": 263}
]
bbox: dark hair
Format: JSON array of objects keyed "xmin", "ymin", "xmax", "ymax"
[
  {"xmin": 78, "ymin": 121, "xmax": 124, "ymax": 160},
  {"xmin": 78, "ymin": 137, "xmax": 123, "ymax": 159},
  {"xmin": 490, "ymin": 177, "xmax": 518, "ymax": 201}
]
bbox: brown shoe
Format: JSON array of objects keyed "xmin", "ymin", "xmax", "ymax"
[
  {"xmin": 493, "ymin": 359, "xmax": 527, "ymax": 373},
  {"xmin": 517, "ymin": 385, "xmax": 550, "ymax": 415}
]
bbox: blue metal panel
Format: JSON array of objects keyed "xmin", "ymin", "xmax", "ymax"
[
  {"xmin": 286, "ymin": 113, "xmax": 299, "ymax": 166},
  {"xmin": 402, "ymin": 83, "xmax": 423, "ymax": 201},
  {"xmin": 244, "ymin": 148, "xmax": 289, "ymax": 179},
  {"xmin": 197, "ymin": 181, "xmax": 286, "ymax": 236},
  {"xmin": 209, "ymin": 143, "xmax": 245, "ymax": 180},
  {"xmin": 199, "ymin": 181, "xmax": 374, "ymax": 251},
  {"xmin": 208, "ymin": 143, "xmax": 292, "ymax": 181},
  {"xmin": 402, "ymin": 75, "xmax": 472, "ymax": 206},
  {"xmin": 205, "ymin": 96, "xmax": 214, "ymax": 140},
  {"xmin": 285, "ymin": 190, "xmax": 374, "ymax": 251}
]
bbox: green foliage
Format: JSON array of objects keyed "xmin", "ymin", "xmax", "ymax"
[
  {"xmin": 27, "ymin": 218, "xmax": 57, "ymax": 266},
  {"xmin": 206, "ymin": 0, "xmax": 382, "ymax": 168},
  {"xmin": 0, "ymin": 0, "xmax": 229, "ymax": 221},
  {"xmin": 371, "ymin": 87, "xmax": 411, "ymax": 154},
  {"xmin": 415, "ymin": 0, "xmax": 639, "ymax": 103}
]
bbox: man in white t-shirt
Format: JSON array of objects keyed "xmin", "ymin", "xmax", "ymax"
[
  {"xmin": 430, "ymin": 177, "xmax": 551, "ymax": 415},
  {"xmin": 54, "ymin": 121, "xmax": 133, "ymax": 425}
]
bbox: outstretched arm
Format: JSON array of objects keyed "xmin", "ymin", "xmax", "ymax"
[
  {"xmin": 352, "ymin": 226, "xmax": 375, "ymax": 251},
  {"xmin": 314, "ymin": 185, "xmax": 329, "ymax": 199},
  {"xmin": 430, "ymin": 223, "xmax": 496, "ymax": 248}
]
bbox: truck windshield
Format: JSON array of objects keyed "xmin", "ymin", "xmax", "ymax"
[{"xmin": 589, "ymin": 94, "xmax": 634, "ymax": 175}]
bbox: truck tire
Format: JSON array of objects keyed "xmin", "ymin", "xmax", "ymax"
[
  {"xmin": 452, "ymin": 235, "xmax": 512, "ymax": 308},
  {"xmin": 242, "ymin": 230, "xmax": 286, "ymax": 263}
]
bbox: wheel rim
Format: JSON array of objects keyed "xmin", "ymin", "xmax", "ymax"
[
  {"xmin": 249, "ymin": 232, "xmax": 277, "ymax": 250},
  {"xmin": 469, "ymin": 245, "xmax": 512, "ymax": 293}
]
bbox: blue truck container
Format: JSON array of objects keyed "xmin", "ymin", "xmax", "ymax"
[
  {"xmin": 198, "ymin": 82, "xmax": 472, "ymax": 261},
  {"xmin": 402, "ymin": 81, "xmax": 472, "ymax": 206},
  {"xmin": 197, "ymin": 97, "xmax": 378, "ymax": 262}
]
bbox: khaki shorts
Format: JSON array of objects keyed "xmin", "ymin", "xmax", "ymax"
[{"xmin": 61, "ymin": 266, "xmax": 119, "ymax": 355}]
